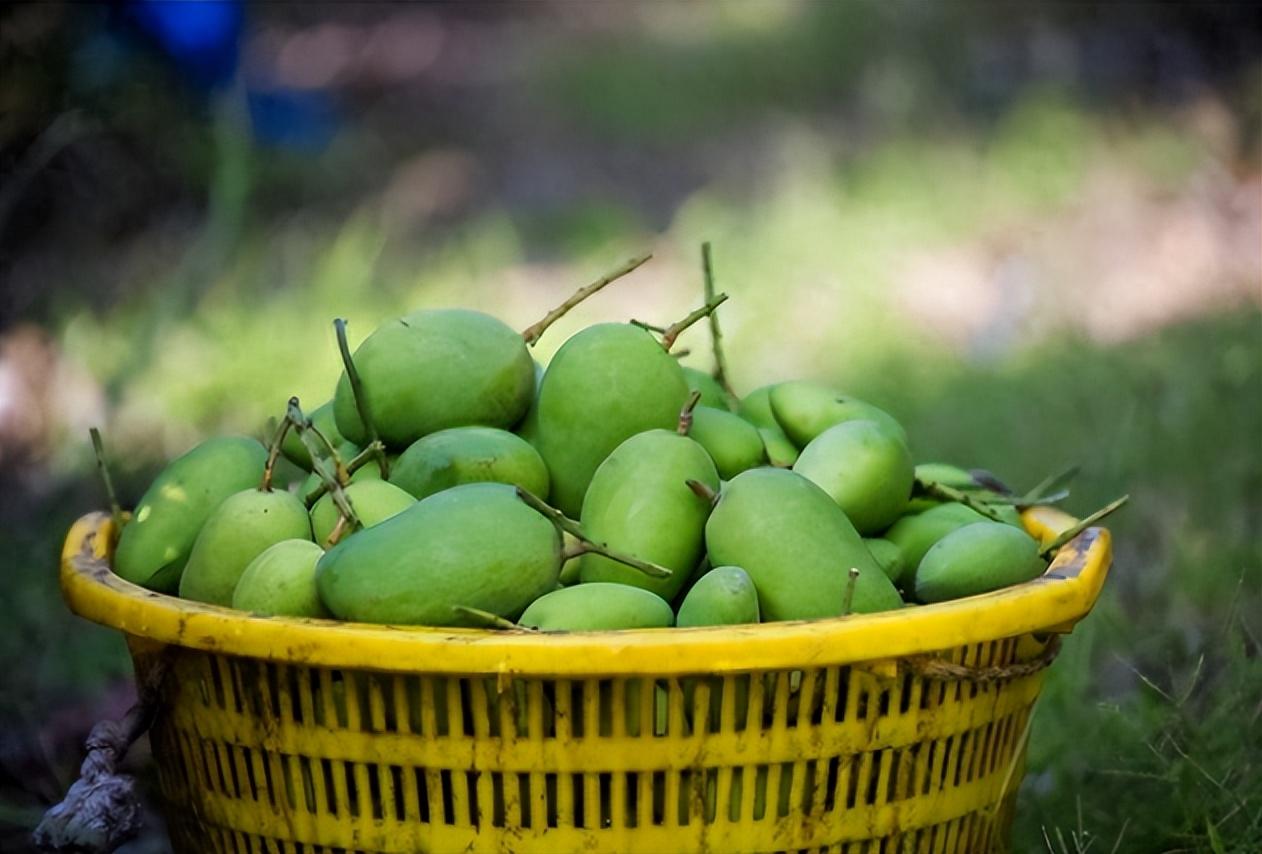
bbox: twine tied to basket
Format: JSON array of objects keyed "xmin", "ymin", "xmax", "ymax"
[
  {"xmin": 33, "ymin": 656, "xmax": 169, "ymax": 853},
  {"xmin": 901, "ymin": 635, "xmax": 1063, "ymax": 683}
]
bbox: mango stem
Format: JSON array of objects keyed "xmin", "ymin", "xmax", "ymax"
[
  {"xmin": 841, "ymin": 567, "xmax": 861, "ymax": 616},
  {"xmin": 629, "ymin": 319, "xmax": 666, "ymax": 334},
  {"xmin": 678, "ymin": 390, "xmax": 702, "ymax": 435},
  {"xmin": 521, "ymin": 253, "xmax": 653, "ymax": 346},
  {"xmin": 301, "ymin": 440, "xmax": 387, "ymax": 505},
  {"xmin": 335, "ymin": 318, "xmax": 389, "ymax": 479},
  {"xmin": 89, "ymin": 427, "xmax": 126, "ymax": 535},
  {"xmin": 660, "ymin": 292, "xmax": 729, "ymax": 352},
  {"xmin": 516, "ymin": 487, "xmax": 673, "ymax": 579},
  {"xmin": 1039, "ymin": 494, "xmax": 1129, "ymax": 559},
  {"xmin": 260, "ymin": 416, "xmax": 292, "ymax": 492},
  {"xmin": 685, "ymin": 479, "xmax": 719, "ymax": 507},
  {"xmin": 701, "ymin": 242, "xmax": 739, "ymax": 407},
  {"xmin": 286, "ymin": 398, "xmax": 362, "ymax": 530},
  {"xmin": 452, "ymin": 606, "xmax": 528, "ymax": 631},
  {"xmin": 914, "ymin": 479, "xmax": 1006, "ymax": 523}
]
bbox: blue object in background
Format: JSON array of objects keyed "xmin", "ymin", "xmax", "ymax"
[
  {"xmin": 247, "ymin": 87, "xmax": 338, "ymax": 152},
  {"xmin": 128, "ymin": 0, "xmax": 244, "ymax": 91}
]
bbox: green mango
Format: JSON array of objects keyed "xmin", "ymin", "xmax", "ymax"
[
  {"xmin": 232, "ymin": 539, "xmax": 329, "ymax": 618},
  {"xmin": 316, "ymin": 483, "xmax": 561, "ymax": 626},
  {"xmin": 688, "ymin": 406, "xmax": 766, "ymax": 480},
  {"xmin": 682, "ymin": 367, "xmax": 730, "ymax": 410},
  {"xmin": 883, "ymin": 502, "xmax": 991, "ymax": 588},
  {"xmin": 534, "ymin": 323, "xmax": 689, "ymax": 516},
  {"xmin": 676, "ymin": 566, "xmax": 760, "ymax": 627},
  {"xmin": 737, "ymin": 386, "xmax": 798, "ymax": 467},
  {"xmin": 769, "ymin": 380, "xmax": 907, "ymax": 447},
  {"xmin": 791, "ymin": 419, "xmax": 913, "ymax": 534},
  {"xmin": 333, "ymin": 309, "xmax": 535, "ymax": 448},
  {"xmin": 114, "ymin": 436, "xmax": 267, "ymax": 592},
  {"xmin": 280, "ymin": 401, "xmax": 343, "ymax": 470},
  {"xmin": 178, "ymin": 487, "xmax": 313, "ymax": 605},
  {"xmin": 915, "ymin": 522, "xmax": 1046, "ymax": 603},
  {"xmin": 518, "ymin": 583, "xmax": 674, "ymax": 631},
  {"xmin": 310, "ymin": 479, "xmax": 415, "ymax": 547},
  {"xmin": 705, "ymin": 468, "xmax": 902, "ymax": 621},
  {"xmin": 914, "ymin": 462, "xmax": 981, "ymax": 491},
  {"xmin": 578, "ymin": 430, "xmax": 718, "ymax": 600},
  {"xmin": 864, "ymin": 538, "xmax": 905, "ymax": 583},
  {"xmin": 391, "ymin": 427, "xmax": 550, "ymax": 501}
]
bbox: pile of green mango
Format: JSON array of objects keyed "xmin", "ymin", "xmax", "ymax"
[{"xmin": 103, "ymin": 250, "xmax": 1121, "ymax": 632}]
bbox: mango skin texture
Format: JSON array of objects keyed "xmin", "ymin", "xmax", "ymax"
[
  {"xmin": 792, "ymin": 419, "xmax": 914, "ymax": 534},
  {"xmin": 688, "ymin": 406, "xmax": 766, "ymax": 480},
  {"xmin": 333, "ymin": 309, "xmax": 535, "ymax": 448},
  {"xmin": 114, "ymin": 436, "xmax": 267, "ymax": 592},
  {"xmin": 675, "ymin": 566, "xmax": 760, "ymax": 627},
  {"xmin": 518, "ymin": 583, "xmax": 674, "ymax": 631},
  {"xmin": 737, "ymin": 386, "xmax": 799, "ymax": 467},
  {"xmin": 534, "ymin": 323, "xmax": 689, "ymax": 517},
  {"xmin": 316, "ymin": 483, "xmax": 561, "ymax": 626},
  {"xmin": 915, "ymin": 521, "xmax": 1046, "ymax": 603},
  {"xmin": 769, "ymin": 380, "xmax": 908, "ymax": 447},
  {"xmin": 682, "ymin": 367, "xmax": 730, "ymax": 410},
  {"xmin": 578, "ymin": 430, "xmax": 719, "ymax": 601},
  {"xmin": 179, "ymin": 488, "xmax": 314, "ymax": 605},
  {"xmin": 391, "ymin": 426, "xmax": 550, "ymax": 501},
  {"xmin": 310, "ymin": 479, "xmax": 415, "ymax": 547},
  {"xmin": 705, "ymin": 468, "xmax": 903, "ymax": 621},
  {"xmin": 232, "ymin": 539, "xmax": 329, "ymax": 618}
]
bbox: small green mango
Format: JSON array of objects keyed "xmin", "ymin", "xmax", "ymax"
[
  {"xmin": 316, "ymin": 483, "xmax": 561, "ymax": 625},
  {"xmin": 310, "ymin": 479, "xmax": 415, "ymax": 547},
  {"xmin": 578, "ymin": 429, "xmax": 718, "ymax": 601},
  {"xmin": 883, "ymin": 502, "xmax": 991, "ymax": 588},
  {"xmin": 534, "ymin": 323, "xmax": 689, "ymax": 516},
  {"xmin": 737, "ymin": 386, "xmax": 798, "ymax": 467},
  {"xmin": 688, "ymin": 406, "xmax": 766, "ymax": 480},
  {"xmin": 114, "ymin": 436, "xmax": 267, "ymax": 592},
  {"xmin": 676, "ymin": 566, "xmax": 760, "ymax": 627},
  {"xmin": 705, "ymin": 468, "xmax": 902, "ymax": 621},
  {"xmin": 281, "ymin": 401, "xmax": 343, "ymax": 470},
  {"xmin": 864, "ymin": 538, "xmax": 905, "ymax": 583},
  {"xmin": 914, "ymin": 462, "xmax": 982, "ymax": 490},
  {"xmin": 682, "ymin": 367, "xmax": 730, "ymax": 410},
  {"xmin": 232, "ymin": 539, "xmax": 329, "ymax": 618},
  {"xmin": 915, "ymin": 522, "xmax": 1046, "ymax": 603},
  {"xmin": 792, "ymin": 419, "xmax": 913, "ymax": 534},
  {"xmin": 769, "ymin": 380, "xmax": 907, "ymax": 447},
  {"xmin": 518, "ymin": 583, "xmax": 674, "ymax": 631},
  {"xmin": 179, "ymin": 488, "xmax": 313, "ymax": 605},
  {"xmin": 333, "ymin": 309, "xmax": 535, "ymax": 448},
  {"xmin": 391, "ymin": 426, "xmax": 550, "ymax": 501}
]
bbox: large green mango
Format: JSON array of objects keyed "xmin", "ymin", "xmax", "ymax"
[
  {"xmin": 769, "ymin": 380, "xmax": 907, "ymax": 447},
  {"xmin": 333, "ymin": 309, "xmax": 534, "ymax": 448},
  {"xmin": 179, "ymin": 488, "xmax": 313, "ymax": 605},
  {"xmin": 675, "ymin": 566, "xmax": 760, "ymax": 627},
  {"xmin": 578, "ymin": 430, "xmax": 719, "ymax": 601},
  {"xmin": 915, "ymin": 522, "xmax": 1046, "ymax": 603},
  {"xmin": 883, "ymin": 502, "xmax": 991, "ymax": 588},
  {"xmin": 736, "ymin": 386, "xmax": 798, "ymax": 467},
  {"xmin": 310, "ymin": 479, "xmax": 415, "ymax": 547},
  {"xmin": 232, "ymin": 539, "xmax": 329, "ymax": 618},
  {"xmin": 391, "ymin": 426, "xmax": 549, "ymax": 501},
  {"xmin": 114, "ymin": 436, "xmax": 267, "ymax": 592},
  {"xmin": 688, "ymin": 406, "xmax": 766, "ymax": 480},
  {"xmin": 682, "ymin": 367, "xmax": 730, "ymax": 411},
  {"xmin": 534, "ymin": 323, "xmax": 689, "ymax": 516},
  {"xmin": 792, "ymin": 419, "xmax": 913, "ymax": 534},
  {"xmin": 518, "ymin": 583, "xmax": 674, "ymax": 631},
  {"xmin": 705, "ymin": 468, "xmax": 902, "ymax": 621},
  {"xmin": 316, "ymin": 483, "xmax": 561, "ymax": 626}
]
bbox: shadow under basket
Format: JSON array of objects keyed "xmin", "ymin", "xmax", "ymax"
[{"xmin": 60, "ymin": 506, "xmax": 1112, "ymax": 854}]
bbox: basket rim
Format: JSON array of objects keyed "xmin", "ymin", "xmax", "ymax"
[{"xmin": 60, "ymin": 507, "xmax": 1111, "ymax": 675}]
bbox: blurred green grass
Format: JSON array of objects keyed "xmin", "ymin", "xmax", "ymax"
[{"xmin": 4, "ymin": 87, "xmax": 1259, "ymax": 851}]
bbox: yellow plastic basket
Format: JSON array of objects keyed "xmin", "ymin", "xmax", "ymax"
[{"xmin": 60, "ymin": 506, "xmax": 1111, "ymax": 854}]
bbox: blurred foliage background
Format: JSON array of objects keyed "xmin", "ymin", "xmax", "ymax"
[{"xmin": 1, "ymin": 2, "xmax": 1259, "ymax": 851}]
